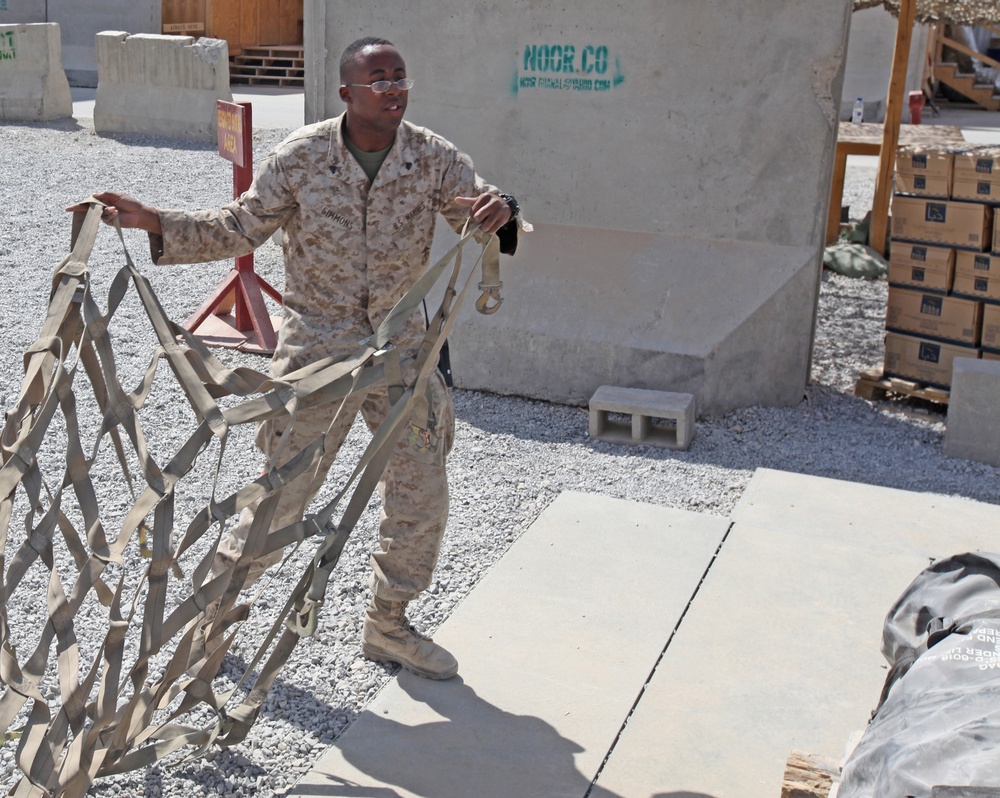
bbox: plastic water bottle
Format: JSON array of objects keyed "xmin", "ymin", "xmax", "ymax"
[{"xmin": 852, "ymin": 98, "xmax": 864, "ymax": 125}]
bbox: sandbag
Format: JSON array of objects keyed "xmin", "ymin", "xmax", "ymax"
[
  {"xmin": 823, "ymin": 241, "xmax": 888, "ymax": 280},
  {"xmin": 838, "ymin": 552, "xmax": 1000, "ymax": 798}
]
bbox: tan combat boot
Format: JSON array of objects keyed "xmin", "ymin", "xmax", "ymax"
[{"xmin": 361, "ymin": 595, "xmax": 458, "ymax": 680}]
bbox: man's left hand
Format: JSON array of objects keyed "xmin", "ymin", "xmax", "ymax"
[{"xmin": 455, "ymin": 193, "xmax": 512, "ymax": 235}]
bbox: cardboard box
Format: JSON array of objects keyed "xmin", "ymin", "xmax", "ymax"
[
  {"xmin": 983, "ymin": 350, "xmax": 1000, "ymax": 361},
  {"xmin": 896, "ymin": 145, "xmax": 954, "ymax": 182},
  {"xmin": 883, "ymin": 331, "xmax": 978, "ymax": 388},
  {"xmin": 953, "ymin": 148, "xmax": 1000, "ymax": 182},
  {"xmin": 995, "ymin": 214, "xmax": 1000, "ymax": 254},
  {"xmin": 983, "ymin": 302, "xmax": 1000, "ymax": 350},
  {"xmin": 885, "ymin": 285, "xmax": 982, "ymax": 345},
  {"xmin": 952, "ymin": 251, "xmax": 1000, "ymax": 302},
  {"xmin": 951, "ymin": 176, "xmax": 1000, "ymax": 205},
  {"xmin": 890, "ymin": 195, "xmax": 992, "ymax": 251},
  {"xmin": 895, "ymin": 173, "xmax": 951, "ymax": 199},
  {"xmin": 953, "ymin": 148, "xmax": 1000, "ymax": 204},
  {"xmin": 887, "ymin": 243, "xmax": 954, "ymax": 292}
]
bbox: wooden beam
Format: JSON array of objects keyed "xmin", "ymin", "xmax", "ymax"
[
  {"xmin": 939, "ymin": 33, "xmax": 1000, "ymax": 72},
  {"xmin": 869, "ymin": 0, "xmax": 918, "ymax": 257}
]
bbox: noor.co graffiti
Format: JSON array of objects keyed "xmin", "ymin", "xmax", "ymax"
[
  {"xmin": 513, "ymin": 43, "xmax": 625, "ymax": 95},
  {"xmin": 0, "ymin": 30, "xmax": 14, "ymax": 60}
]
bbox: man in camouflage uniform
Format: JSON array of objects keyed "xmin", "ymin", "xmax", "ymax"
[{"xmin": 82, "ymin": 36, "xmax": 523, "ymax": 680}]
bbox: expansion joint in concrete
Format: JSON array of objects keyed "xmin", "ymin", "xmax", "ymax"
[{"xmin": 582, "ymin": 518, "xmax": 736, "ymax": 797}]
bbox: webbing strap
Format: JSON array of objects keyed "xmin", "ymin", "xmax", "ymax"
[{"xmin": 0, "ymin": 199, "xmax": 500, "ymax": 796}]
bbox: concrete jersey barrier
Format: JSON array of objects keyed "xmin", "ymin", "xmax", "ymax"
[
  {"xmin": 0, "ymin": 22, "xmax": 72, "ymax": 121},
  {"xmin": 306, "ymin": 1, "xmax": 851, "ymax": 415},
  {"xmin": 95, "ymin": 32, "xmax": 233, "ymax": 143}
]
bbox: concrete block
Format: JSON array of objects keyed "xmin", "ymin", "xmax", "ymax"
[
  {"xmin": 307, "ymin": 0, "xmax": 849, "ymax": 414},
  {"xmin": 0, "ymin": 23, "xmax": 72, "ymax": 121},
  {"xmin": 944, "ymin": 357, "xmax": 1000, "ymax": 467},
  {"xmin": 94, "ymin": 32, "xmax": 232, "ymax": 142},
  {"xmin": 589, "ymin": 385, "xmax": 694, "ymax": 450}
]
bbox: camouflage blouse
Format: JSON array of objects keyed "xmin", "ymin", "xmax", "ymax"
[{"xmin": 155, "ymin": 113, "xmax": 499, "ymax": 375}]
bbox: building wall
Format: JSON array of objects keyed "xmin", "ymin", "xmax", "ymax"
[
  {"xmin": 0, "ymin": 0, "xmax": 160, "ymax": 86},
  {"xmin": 842, "ymin": 6, "xmax": 930, "ymax": 123}
]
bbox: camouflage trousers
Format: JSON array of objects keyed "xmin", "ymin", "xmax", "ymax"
[{"xmin": 213, "ymin": 369, "xmax": 455, "ymax": 602}]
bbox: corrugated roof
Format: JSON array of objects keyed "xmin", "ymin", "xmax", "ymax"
[{"xmin": 854, "ymin": 0, "xmax": 1000, "ymax": 25}]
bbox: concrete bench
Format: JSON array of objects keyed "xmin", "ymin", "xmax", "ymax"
[{"xmin": 589, "ymin": 385, "xmax": 695, "ymax": 450}]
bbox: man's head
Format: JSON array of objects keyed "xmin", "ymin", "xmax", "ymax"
[{"xmin": 339, "ymin": 37, "xmax": 409, "ymax": 150}]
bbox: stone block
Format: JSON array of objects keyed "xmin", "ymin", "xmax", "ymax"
[
  {"xmin": 94, "ymin": 32, "xmax": 232, "ymax": 142},
  {"xmin": 944, "ymin": 357, "xmax": 1000, "ymax": 468},
  {"xmin": 0, "ymin": 23, "xmax": 72, "ymax": 121},
  {"xmin": 589, "ymin": 385, "xmax": 695, "ymax": 450}
]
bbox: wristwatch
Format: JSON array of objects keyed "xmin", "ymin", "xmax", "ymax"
[{"xmin": 499, "ymin": 192, "xmax": 520, "ymax": 219}]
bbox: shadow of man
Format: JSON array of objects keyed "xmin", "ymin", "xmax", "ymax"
[{"xmin": 319, "ymin": 672, "xmax": 626, "ymax": 798}]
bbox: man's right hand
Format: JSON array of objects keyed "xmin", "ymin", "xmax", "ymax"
[{"xmin": 65, "ymin": 192, "xmax": 162, "ymax": 235}]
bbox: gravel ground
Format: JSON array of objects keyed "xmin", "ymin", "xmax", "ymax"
[{"xmin": 0, "ymin": 118, "xmax": 997, "ymax": 797}]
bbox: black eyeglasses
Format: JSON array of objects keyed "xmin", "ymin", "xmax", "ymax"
[{"xmin": 342, "ymin": 79, "xmax": 415, "ymax": 93}]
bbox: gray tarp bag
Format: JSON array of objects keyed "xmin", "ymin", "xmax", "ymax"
[{"xmin": 838, "ymin": 552, "xmax": 1000, "ymax": 798}]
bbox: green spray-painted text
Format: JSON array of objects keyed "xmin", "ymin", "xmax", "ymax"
[{"xmin": 523, "ymin": 44, "xmax": 608, "ymax": 75}]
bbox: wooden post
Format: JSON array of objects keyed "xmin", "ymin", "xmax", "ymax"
[{"xmin": 869, "ymin": 0, "xmax": 918, "ymax": 257}]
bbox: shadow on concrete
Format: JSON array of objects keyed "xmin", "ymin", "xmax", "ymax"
[{"xmin": 301, "ymin": 674, "xmax": 626, "ymax": 798}]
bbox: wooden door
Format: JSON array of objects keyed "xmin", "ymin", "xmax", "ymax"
[
  {"xmin": 207, "ymin": 0, "xmax": 245, "ymax": 52},
  {"xmin": 257, "ymin": 0, "xmax": 281, "ymax": 45},
  {"xmin": 205, "ymin": 0, "xmax": 301, "ymax": 50},
  {"xmin": 240, "ymin": 0, "xmax": 259, "ymax": 49},
  {"xmin": 279, "ymin": 0, "xmax": 303, "ymax": 45}
]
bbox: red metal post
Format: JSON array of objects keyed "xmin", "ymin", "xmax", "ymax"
[{"xmin": 184, "ymin": 100, "xmax": 283, "ymax": 354}]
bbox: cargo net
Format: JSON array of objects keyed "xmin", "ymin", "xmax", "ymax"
[
  {"xmin": 0, "ymin": 201, "xmax": 494, "ymax": 797},
  {"xmin": 852, "ymin": 0, "xmax": 1000, "ymax": 25}
]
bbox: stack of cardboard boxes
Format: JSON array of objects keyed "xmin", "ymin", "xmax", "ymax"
[{"xmin": 885, "ymin": 145, "xmax": 1000, "ymax": 389}]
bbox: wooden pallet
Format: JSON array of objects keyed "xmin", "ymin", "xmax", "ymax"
[
  {"xmin": 230, "ymin": 45, "xmax": 304, "ymax": 87},
  {"xmin": 780, "ymin": 750, "xmax": 840, "ymax": 798},
  {"xmin": 854, "ymin": 367, "xmax": 950, "ymax": 406}
]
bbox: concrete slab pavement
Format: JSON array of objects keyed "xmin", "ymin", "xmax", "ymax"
[
  {"xmin": 286, "ymin": 471, "xmax": 1000, "ymax": 798},
  {"xmin": 287, "ymin": 491, "xmax": 731, "ymax": 798},
  {"xmin": 591, "ymin": 468, "xmax": 1000, "ymax": 798}
]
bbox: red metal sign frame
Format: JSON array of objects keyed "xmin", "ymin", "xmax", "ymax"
[{"xmin": 184, "ymin": 101, "xmax": 283, "ymax": 354}]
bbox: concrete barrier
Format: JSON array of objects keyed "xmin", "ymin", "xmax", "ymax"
[
  {"xmin": 305, "ymin": 1, "xmax": 851, "ymax": 415},
  {"xmin": 94, "ymin": 32, "xmax": 232, "ymax": 142},
  {"xmin": 944, "ymin": 357, "xmax": 1000, "ymax": 468},
  {"xmin": 0, "ymin": 23, "xmax": 72, "ymax": 121}
]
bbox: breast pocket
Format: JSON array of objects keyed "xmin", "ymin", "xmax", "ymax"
[{"xmin": 385, "ymin": 197, "xmax": 432, "ymax": 254}]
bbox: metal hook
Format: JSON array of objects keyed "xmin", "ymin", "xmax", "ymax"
[{"xmin": 475, "ymin": 282, "xmax": 504, "ymax": 315}]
